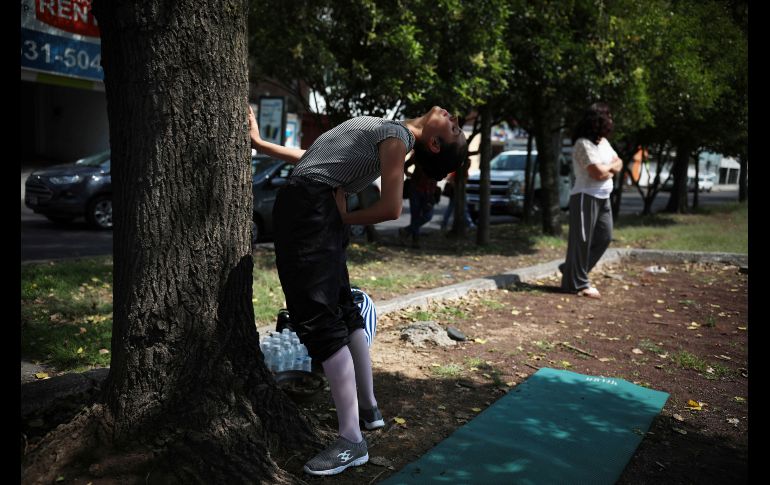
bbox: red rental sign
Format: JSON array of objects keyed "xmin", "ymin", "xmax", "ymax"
[{"xmin": 36, "ymin": 0, "xmax": 99, "ymax": 38}]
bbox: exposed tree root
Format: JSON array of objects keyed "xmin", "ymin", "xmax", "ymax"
[{"xmin": 21, "ymin": 404, "xmax": 112, "ymax": 485}]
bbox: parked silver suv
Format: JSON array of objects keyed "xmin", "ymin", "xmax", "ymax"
[{"xmin": 24, "ymin": 150, "xmax": 113, "ymax": 228}]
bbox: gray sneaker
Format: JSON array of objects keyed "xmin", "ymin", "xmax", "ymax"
[
  {"xmin": 359, "ymin": 406, "xmax": 385, "ymax": 430},
  {"xmin": 303, "ymin": 436, "xmax": 369, "ymax": 476}
]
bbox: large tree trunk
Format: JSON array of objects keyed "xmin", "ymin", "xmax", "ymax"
[
  {"xmin": 665, "ymin": 143, "xmax": 692, "ymax": 213},
  {"xmin": 450, "ymin": 164, "xmax": 468, "ymax": 236},
  {"xmin": 641, "ymin": 143, "xmax": 670, "ymax": 216},
  {"xmin": 739, "ymin": 155, "xmax": 748, "ymax": 202},
  {"xmin": 22, "ymin": 1, "xmax": 319, "ymax": 483},
  {"xmin": 522, "ymin": 132, "xmax": 535, "ymax": 224},
  {"xmin": 610, "ymin": 142, "xmax": 636, "ymax": 223},
  {"xmin": 693, "ymin": 150, "xmax": 701, "ymax": 210},
  {"xmin": 476, "ymin": 105, "xmax": 492, "ymax": 245},
  {"xmin": 532, "ymin": 103, "xmax": 562, "ymax": 236}
]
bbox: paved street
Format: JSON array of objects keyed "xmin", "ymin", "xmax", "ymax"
[{"xmin": 21, "ymin": 167, "xmax": 740, "ymax": 262}]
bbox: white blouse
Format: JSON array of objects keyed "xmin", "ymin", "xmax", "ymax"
[{"xmin": 570, "ymin": 137, "xmax": 617, "ymax": 199}]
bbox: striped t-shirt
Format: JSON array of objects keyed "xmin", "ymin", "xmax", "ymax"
[{"xmin": 291, "ymin": 116, "xmax": 415, "ymax": 194}]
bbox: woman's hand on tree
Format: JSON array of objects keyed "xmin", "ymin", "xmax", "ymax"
[{"xmin": 248, "ymin": 105, "xmax": 262, "ymax": 149}]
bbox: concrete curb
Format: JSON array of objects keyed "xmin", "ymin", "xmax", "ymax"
[{"xmin": 374, "ymin": 248, "xmax": 746, "ymax": 317}]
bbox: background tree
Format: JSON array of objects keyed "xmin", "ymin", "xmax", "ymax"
[
  {"xmin": 638, "ymin": 0, "xmax": 744, "ymax": 213},
  {"xmin": 249, "ymin": 0, "xmax": 428, "ymax": 126},
  {"xmin": 23, "ymin": 1, "xmax": 320, "ymax": 482},
  {"xmin": 504, "ymin": 0, "xmax": 656, "ymax": 235},
  {"xmin": 408, "ymin": 0, "xmax": 511, "ymax": 245},
  {"xmin": 607, "ymin": 0, "xmax": 746, "ymax": 215},
  {"xmin": 697, "ymin": 0, "xmax": 748, "ymax": 203},
  {"xmin": 251, "ymin": 0, "xmax": 513, "ymax": 245}
]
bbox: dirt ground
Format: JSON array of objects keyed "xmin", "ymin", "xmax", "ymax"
[
  {"xmin": 285, "ymin": 259, "xmax": 748, "ymax": 484},
  {"xmin": 21, "ymin": 234, "xmax": 749, "ymax": 483}
]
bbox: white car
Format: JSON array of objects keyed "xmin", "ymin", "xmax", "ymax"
[{"xmin": 697, "ymin": 174, "xmax": 715, "ymax": 192}]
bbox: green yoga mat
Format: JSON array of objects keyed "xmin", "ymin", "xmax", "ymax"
[{"xmin": 381, "ymin": 368, "xmax": 668, "ymax": 485}]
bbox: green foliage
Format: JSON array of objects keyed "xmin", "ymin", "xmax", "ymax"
[
  {"xmin": 250, "ymin": 0, "xmax": 429, "ymax": 123},
  {"xmin": 628, "ymin": 1, "xmax": 747, "ymax": 160},
  {"xmin": 407, "ymin": 0, "xmax": 511, "ymax": 115},
  {"xmin": 250, "ymin": 0, "xmax": 512, "ymax": 122}
]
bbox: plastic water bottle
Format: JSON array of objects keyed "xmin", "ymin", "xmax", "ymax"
[
  {"xmin": 272, "ymin": 342, "xmax": 281, "ymax": 371},
  {"xmin": 262, "ymin": 342, "xmax": 273, "ymax": 371},
  {"xmin": 259, "ymin": 339, "xmax": 269, "ymax": 363},
  {"xmin": 285, "ymin": 341, "xmax": 296, "ymax": 369}
]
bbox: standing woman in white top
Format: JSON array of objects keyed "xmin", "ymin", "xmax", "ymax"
[{"xmin": 560, "ymin": 102, "xmax": 623, "ymax": 298}]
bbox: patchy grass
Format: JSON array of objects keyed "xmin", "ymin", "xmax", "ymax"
[
  {"xmin": 672, "ymin": 350, "xmax": 733, "ymax": 379},
  {"xmin": 21, "ymin": 258, "xmax": 114, "ymax": 371},
  {"xmin": 639, "ymin": 339, "xmax": 664, "ymax": 354},
  {"xmin": 673, "ymin": 350, "xmax": 708, "ymax": 371},
  {"xmin": 479, "ymin": 298, "xmax": 505, "ymax": 310},
  {"xmin": 431, "ymin": 363, "xmax": 464, "ymax": 378},
  {"xmin": 613, "ymin": 202, "xmax": 747, "ymax": 253},
  {"xmin": 252, "ymin": 269, "xmax": 285, "ymax": 323},
  {"xmin": 464, "ymin": 357, "xmax": 486, "ymax": 368},
  {"xmin": 534, "ymin": 340, "xmax": 555, "ymax": 351},
  {"xmin": 399, "ymin": 304, "xmax": 468, "ymax": 323}
]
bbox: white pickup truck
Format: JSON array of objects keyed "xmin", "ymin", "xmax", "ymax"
[{"xmin": 465, "ymin": 149, "xmax": 572, "ymax": 221}]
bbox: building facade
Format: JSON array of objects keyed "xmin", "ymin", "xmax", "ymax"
[{"xmin": 21, "ymin": 0, "xmax": 109, "ymax": 164}]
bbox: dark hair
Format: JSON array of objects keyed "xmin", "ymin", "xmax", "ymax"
[
  {"xmin": 572, "ymin": 102, "xmax": 614, "ymax": 145},
  {"xmin": 411, "ymin": 137, "xmax": 468, "ymax": 181}
]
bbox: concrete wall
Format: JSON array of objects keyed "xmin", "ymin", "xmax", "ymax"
[{"xmin": 21, "ymin": 80, "xmax": 109, "ymax": 163}]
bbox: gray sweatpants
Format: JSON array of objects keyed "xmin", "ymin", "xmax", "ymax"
[{"xmin": 561, "ymin": 193, "xmax": 613, "ymax": 293}]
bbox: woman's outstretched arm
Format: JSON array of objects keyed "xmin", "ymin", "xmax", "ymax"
[{"xmin": 248, "ymin": 105, "xmax": 306, "ymax": 164}]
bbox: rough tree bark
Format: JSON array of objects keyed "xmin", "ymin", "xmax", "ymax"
[
  {"xmin": 22, "ymin": 1, "xmax": 320, "ymax": 483},
  {"xmin": 665, "ymin": 143, "xmax": 693, "ymax": 214},
  {"xmin": 693, "ymin": 150, "xmax": 700, "ymax": 210},
  {"xmin": 610, "ymin": 142, "xmax": 638, "ymax": 223},
  {"xmin": 738, "ymin": 155, "xmax": 748, "ymax": 202},
  {"xmin": 476, "ymin": 105, "xmax": 492, "ymax": 246},
  {"xmin": 532, "ymin": 102, "xmax": 563, "ymax": 237},
  {"xmin": 449, "ymin": 163, "xmax": 468, "ymax": 236},
  {"xmin": 522, "ymin": 132, "xmax": 535, "ymax": 224}
]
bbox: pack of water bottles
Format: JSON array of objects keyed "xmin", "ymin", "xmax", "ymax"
[{"xmin": 260, "ymin": 328, "xmax": 312, "ymax": 373}]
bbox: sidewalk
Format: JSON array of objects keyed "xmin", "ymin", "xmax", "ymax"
[{"xmin": 712, "ymin": 184, "xmax": 739, "ymax": 192}]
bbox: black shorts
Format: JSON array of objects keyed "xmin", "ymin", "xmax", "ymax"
[{"xmin": 272, "ymin": 177, "xmax": 364, "ymax": 362}]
